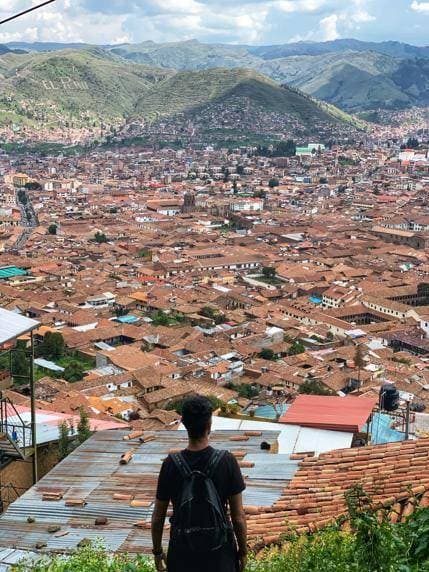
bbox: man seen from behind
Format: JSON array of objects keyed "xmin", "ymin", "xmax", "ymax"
[{"xmin": 151, "ymin": 395, "xmax": 248, "ymax": 571}]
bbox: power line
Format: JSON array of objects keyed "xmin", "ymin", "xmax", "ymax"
[{"xmin": 0, "ymin": 0, "xmax": 56, "ymax": 26}]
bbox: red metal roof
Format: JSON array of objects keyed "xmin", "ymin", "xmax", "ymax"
[{"xmin": 279, "ymin": 395, "xmax": 377, "ymax": 433}]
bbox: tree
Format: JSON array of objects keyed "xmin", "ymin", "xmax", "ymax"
[
  {"xmin": 151, "ymin": 310, "xmax": 170, "ymax": 326},
  {"xmin": 48, "ymin": 224, "xmax": 57, "ymax": 235},
  {"xmin": 253, "ymin": 189, "xmax": 267, "ymax": 199},
  {"xmin": 277, "ymin": 139, "xmax": 296, "ymax": 157},
  {"xmin": 77, "ymin": 407, "xmax": 92, "ymax": 445},
  {"xmin": 11, "ymin": 341, "xmax": 29, "ymax": 381},
  {"xmin": 299, "ymin": 379, "xmax": 333, "ymax": 396},
  {"xmin": 206, "ymin": 395, "xmax": 225, "ymax": 411},
  {"xmin": 25, "ymin": 181, "xmax": 42, "ymax": 191},
  {"xmin": 37, "ymin": 332, "xmax": 64, "ymax": 360},
  {"xmin": 326, "ymin": 331, "xmax": 334, "ymax": 341},
  {"xmin": 288, "ymin": 341, "xmax": 306, "ymax": 356},
  {"xmin": 256, "ymin": 140, "xmax": 296, "ymax": 158},
  {"xmin": 234, "ymin": 384, "xmax": 259, "ymax": 399},
  {"xmin": 114, "ymin": 306, "xmax": 129, "ymax": 318},
  {"xmin": 17, "ymin": 190, "xmax": 28, "ymax": 205},
  {"xmin": 406, "ymin": 137, "xmax": 419, "ymax": 149},
  {"xmin": 63, "ymin": 361, "xmax": 85, "ymax": 382},
  {"xmin": 354, "ymin": 345, "xmax": 366, "ymax": 387},
  {"xmin": 262, "ymin": 266, "xmax": 276, "ymax": 279},
  {"xmin": 259, "ymin": 348, "xmax": 277, "ymax": 361},
  {"xmin": 268, "ymin": 178, "xmax": 279, "ymax": 188},
  {"xmin": 58, "ymin": 420, "xmax": 70, "ymax": 460},
  {"xmin": 200, "ymin": 306, "xmax": 226, "ymax": 324},
  {"xmin": 201, "ymin": 306, "xmax": 216, "ymax": 320},
  {"xmin": 138, "ymin": 247, "xmax": 152, "ymax": 259},
  {"xmin": 94, "ymin": 231, "xmax": 108, "ymax": 244}
]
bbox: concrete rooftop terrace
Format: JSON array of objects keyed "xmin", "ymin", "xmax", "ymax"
[{"xmin": 0, "ymin": 428, "xmax": 297, "ymax": 565}]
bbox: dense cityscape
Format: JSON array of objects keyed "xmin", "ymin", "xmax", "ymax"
[{"xmin": 0, "ymin": 2, "xmax": 427, "ymax": 568}]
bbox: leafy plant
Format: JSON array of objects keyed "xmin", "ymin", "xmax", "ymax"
[
  {"xmin": 77, "ymin": 407, "xmax": 92, "ymax": 445},
  {"xmin": 58, "ymin": 421, "xmax": 71, "ymax": 461},
  {"xmin": 14, "ymin": 542, "xmax": 156, "ymax": 571},
  {"xmin": 259, "ymin": 348, "xmax": 278, "ymax": 361},
  {"xmin": 63, "ymin": 361, "xmax": 85, "ymax": 382}
]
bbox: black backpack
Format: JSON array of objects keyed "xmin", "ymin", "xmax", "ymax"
[{"xmin": 169, "ymin": 449, "xmax": 231, "ymax": 553}]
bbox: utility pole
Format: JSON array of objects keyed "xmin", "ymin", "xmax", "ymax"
[{"xmin": 30, "ymin": 332, "xmax": 38, "ymax": 484}]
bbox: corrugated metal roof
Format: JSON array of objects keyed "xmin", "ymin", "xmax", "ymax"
[
  {"xmin": 210, "ymin": 417, "xmax": 353, "ymax": 455},
  {"xmin": 0, "ymin": 308, "xmax": 39, "ymax": 345},
  {"xmin": 0, "ymin": 429, "xmax": 299, "ymax": 565}
]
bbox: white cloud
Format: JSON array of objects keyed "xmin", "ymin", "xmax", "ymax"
[
  {"xmin": 287, "ymin": 0, "xmax": 376, "ymax": 43},
  {"xmin": 411, "ymin": 0, "xmax": 429, "ymax": 12},
  {"xmin": 350, "ymin": 0, "xmax": 375, "ymax": 23},
  {"xmin": 275, "ymin": 0, "xmax": 330, "ymax": 12},
  {"xmin": 0, "ymin": 0, "xmax": 424, "ymax": 46},
  {"xmin": 319, "ymin": 14, "xmax": 340, "ymax": 40}
]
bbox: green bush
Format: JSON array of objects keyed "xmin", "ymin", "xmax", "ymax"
[{"xmin": 14, "ymin": 543, "xmax": 155, "ymax": 571}]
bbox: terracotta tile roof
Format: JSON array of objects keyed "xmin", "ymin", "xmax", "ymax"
[{"xmin": 247, "ymin": 438, "xmax": 429, "ymax": 545}]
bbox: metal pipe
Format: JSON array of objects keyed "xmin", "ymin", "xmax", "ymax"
[
  {"xmin": 405, "ymin": 400, "xmax": 410, "ymax": 441},
  {"xmin": 30, "ymin": 332, "xmax": 38, "ymax": 484}
]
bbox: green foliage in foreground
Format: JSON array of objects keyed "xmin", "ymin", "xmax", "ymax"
[
  {"xmin": 249, "ymin": 504, "xmax": 429, "ymax": 572},
  {"xmin": 14, "ymin": 490, "xmax": 429, "ymax": 572},
  {"xmin": 14, "ymin": 543, "xmax": 156, "ymax": 572}
]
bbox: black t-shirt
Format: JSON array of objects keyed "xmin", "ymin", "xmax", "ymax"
[{"xmin": 156, "ymin": 446, "xmax": 246, "ymax": 512}]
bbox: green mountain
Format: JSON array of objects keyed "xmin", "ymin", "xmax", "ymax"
[
  {"xmin": 0, "ymin": 51, "xmax": 362, "ymax": 141},
  {"xmin": 106, "ymin": 40, "xmax": 429, "ymax": 112},
  {"xmin": 0, "ymin": 48, "xmax": 170, "ymax": 128},
  {"xmin": 258, "ymin": 51, "xmax": 429, "ymax": 111},
  {"xmin": 134, "ymin": 68, "xmax": 363, "ymax": 133},
  {"xmin": 4, "ymin": 40, "xmax": 429, "ymax": 113},
  {"xmin": 109, "ymin": 40, "xmax": 256, "ymax": 70}
]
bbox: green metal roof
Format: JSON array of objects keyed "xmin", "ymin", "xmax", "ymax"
[{"xmin": 0, "ymin": 266, "xmax": 27, "ymax": 279}]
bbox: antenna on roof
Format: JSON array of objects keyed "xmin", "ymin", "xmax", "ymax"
[{"xmin": 0, "ymin": 0, "xmax": 56, "ymax": 26}]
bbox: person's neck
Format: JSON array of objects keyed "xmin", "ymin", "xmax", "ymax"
[{"xmin": 187, "ymin": 436, "xmax": 209, "ymax": 451}]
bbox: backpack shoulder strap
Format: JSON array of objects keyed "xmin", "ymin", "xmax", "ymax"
[
  {"xmin": 205, "ymin": 449, "xmax": 227, "ymax": 479},
  {"xmin": 170, "ymin": 452, "xmax": 192, "ymax": 479}
]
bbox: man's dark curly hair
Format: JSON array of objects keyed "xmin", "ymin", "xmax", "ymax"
[{"xmin": 181, "ymin": 395, "xmax": 213, "ymax": 440}]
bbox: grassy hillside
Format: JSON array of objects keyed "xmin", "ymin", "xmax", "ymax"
[
  {"xmin": 4, "ymin": 41, "xmax": 428, "ymax": 113},
  {"xmin": 0, "ymin": 48, "xmax": 170, "ymax": 127},
  {"xmin": 134, "ymin": 68, "xmax": 363, "ymax": 130},
  {"xmin": 108, "ymin": 41, "xmax": 429, "ymax": 112},
  {"xmin": 0, "ymin": 51, "xmax": 364, "ymax": 140}
]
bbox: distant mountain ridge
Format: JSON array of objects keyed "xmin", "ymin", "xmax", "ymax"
[
  {"xmin": 8, "ymin": 38, "xmax": 429, "ymax": 59},
  {"xmin": 7, "ymin": 39, "xmax": 426, "ymax": 112},
  {"xmin": 0, "ymin": 49, "xmax": 362, "ymax": 140},
  {"xmin": 247, "ymin": 39, "xmax": 429, "ymax": 60}
]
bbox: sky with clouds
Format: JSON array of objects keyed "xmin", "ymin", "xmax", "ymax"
[{"xmin": 0, "ymin": 0, "xmax": 428, "ymax": 46}]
